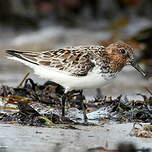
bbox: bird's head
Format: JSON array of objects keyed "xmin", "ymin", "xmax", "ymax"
[{"xmin": 105, "ymin": 41, "xmax": 146, "ymax": 77}]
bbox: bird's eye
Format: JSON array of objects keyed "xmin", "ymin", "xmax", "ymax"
[{"xmin": 120, "ymin": 49, "xmax": 126, "ymax": 55}]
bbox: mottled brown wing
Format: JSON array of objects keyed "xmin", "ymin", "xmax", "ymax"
[
  {"xmin": 6, "ymin": 48, "xmax": 96, "ymax": 76},
  {"xmin": 39, "ymin": 48, "xmax": 96, "ymax": 76}
]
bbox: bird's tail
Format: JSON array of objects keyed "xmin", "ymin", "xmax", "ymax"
[{"xmin": 6, "ymin": 50, "xmax": 39, "ymax": 65}]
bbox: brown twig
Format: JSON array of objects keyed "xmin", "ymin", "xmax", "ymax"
[{"xmin": 17, "ymin": 72, "xmax": 30, "ymax": 88}]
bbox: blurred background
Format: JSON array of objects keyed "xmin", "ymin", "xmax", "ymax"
[{"xmin": 0, "ymin": 0, "xmax": 152, "ymax": 99}]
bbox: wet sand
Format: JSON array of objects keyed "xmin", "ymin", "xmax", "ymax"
[{"xmin": 0, "ymin": 123, "xmax": 151, "ymax": 152}]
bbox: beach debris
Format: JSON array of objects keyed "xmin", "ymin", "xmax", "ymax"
[
  {"xmin": 130, "ymin": 123, "xmax": 152, "ymax": 138},
  {"xmin": 0, "ymin": 73, "xmax": 152, "ymax": 126}
]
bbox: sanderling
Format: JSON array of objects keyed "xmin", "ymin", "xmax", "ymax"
[{"xmin": 6, "ymin": 41, "xmax": 146, "ymax": 122}]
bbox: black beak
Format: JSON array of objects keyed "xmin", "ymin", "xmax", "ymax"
[{"xmin": 131, "ymin": 61, "xmax": 147, "ymax": 77}]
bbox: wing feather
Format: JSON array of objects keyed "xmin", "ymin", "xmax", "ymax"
[{"xmin": 6, "ymin": 45, "xmax": 104, "ymax": 76}]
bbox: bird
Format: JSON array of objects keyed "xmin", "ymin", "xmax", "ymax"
[{"xmin": 6, "ymin": 41, "xmax": 146, "ymax": 123}]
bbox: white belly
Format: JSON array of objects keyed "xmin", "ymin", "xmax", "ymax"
[
  {"xmin": 8, "ymin": 57, "xmax": 116, "ymax": 90},
  {"xmin": 34, "ymin": 64, "xmax": 116, "ymax": 90}
]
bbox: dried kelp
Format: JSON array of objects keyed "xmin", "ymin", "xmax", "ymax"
[
  {"xmin": 0, "ymin": 74, "xmax": 152, "ymax": 126},
  {"xmin": 86, "ymin": 94, "xmax": 152, "ymax": 123},
  {"xmin": 0, "ymin": 74, "xmax": 84, "ymax": 126}
]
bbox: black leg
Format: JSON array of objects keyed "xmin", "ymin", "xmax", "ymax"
[
  {"xmin": 80, "ymin": 90, "xmax": 88, "ymax": 123},
  {"xmin": 62, "ymin": 93, "xmax": 66, "ymax": 117}
]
